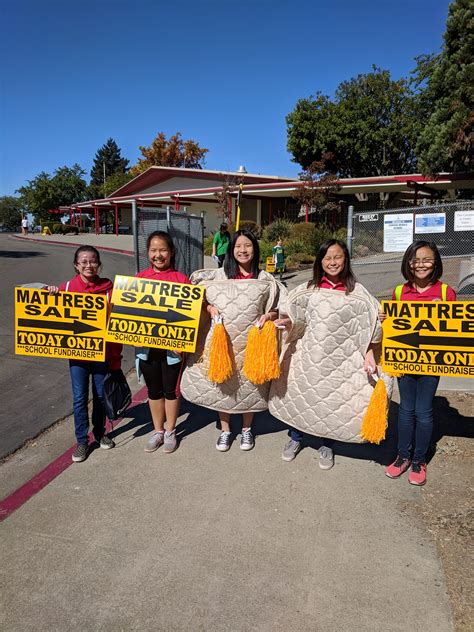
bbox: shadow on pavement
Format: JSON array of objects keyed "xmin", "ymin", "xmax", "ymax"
[{"xmin": 0, "ymin": 250, "xmax": 46, "ymax": 258}]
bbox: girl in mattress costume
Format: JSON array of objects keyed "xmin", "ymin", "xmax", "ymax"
[
  {"xmin": 180, "ymin": 229, "xmax": 286, "ymax": 451},
  {"xmin": 271, "ymin": 239, "xmax": 392, "ymax": 468}
]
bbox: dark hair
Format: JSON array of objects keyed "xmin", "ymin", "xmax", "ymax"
[
  {"xmin": 73, "ymin": 245, "xmax": 101, "ymax": 267},
  {"xmin": 219, "ymin": 223, "xmax": 229, "ymax": 232},
  {"xmin": 401, "ymin": 240, "xmax": 443, "ymax": 284},
  {"xmin": 308, "ymin": 239, "xmax": 356, "ymax": 294},
  {"xmin": 146, "ymin": 230, "xmax": 176, "ymax": 268},
  {"xmin": 224, "ymin": 229, "xmax": 260, "ymax": 279}
]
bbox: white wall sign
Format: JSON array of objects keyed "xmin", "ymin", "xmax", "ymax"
[
  {"xmin": 359, "ymin": 213, "xmax": 379, "ymax": 222},
  {"xmin": 454, "ymin": 210, "xmax": 474, "ymax": 232},
  {"xmin": 414, "ymin": 213, "xmax": 446, "ymax": 234},
  {"xmin": 384, "ymin": 214, "xmax": 414, "ymax": 252}
]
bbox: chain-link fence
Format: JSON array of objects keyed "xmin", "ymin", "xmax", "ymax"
[
  {"xmin": 136, "ymin": 208, "xmax": 204, "ymax": 277},
  {"xmin": 352, "ymin": 200, "xmax": 474, "ymax": 263}
]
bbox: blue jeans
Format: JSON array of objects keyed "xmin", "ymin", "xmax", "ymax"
[
  {"xmin": 289, "ymin": 428, "xmax": 334, "ymax": 449},
  {"xmin": 397, "ymin": 375, "xmax": 439, "ymax": 463},
  {"xmin": 69, "ymin": 361, "xmax": 108, "ymax": 445}
]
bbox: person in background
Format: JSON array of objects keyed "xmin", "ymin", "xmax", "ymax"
[
  {"xmin": 212, "ymin": 223, "xmax": 231, "ymax": 268},
  {"xmin": 272, "ymin": 238, "xmax": 285, "ymax": 281},
  {"xmin": 21, "ymin": 216, "xmax": 28, "ymax": 235},
  {"xmin": 383, "ymin": 240, "xmax": 456, "ymax": 486}
]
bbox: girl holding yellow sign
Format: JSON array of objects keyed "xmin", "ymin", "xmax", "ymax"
[
  {"xmin": 46, "ymin": 245, "xmax": 121, "ymax": 464},
  {"xmin": 384, "ymin": 241, "xmax": 456, "ymax": 486},
  {"xmin": 136, "ymin": 231, "xmax": 191, "ymax": 456}
]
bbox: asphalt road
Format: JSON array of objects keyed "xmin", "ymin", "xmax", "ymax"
[{"xmin": 0, "ymin": 235, "xmax": 136, "ymax": 459}]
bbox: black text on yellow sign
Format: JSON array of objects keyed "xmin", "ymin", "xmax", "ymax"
[
  {"xmin": 381, "ymin": 301, "xmax": 474, "ymax": 378},
  {"xmin": 15, "ymin": 288, "xmax": 108, "ymax": 360},
  {"xmin": 106, "ymin": 275, "xmax": 204, "ymax": 352}
]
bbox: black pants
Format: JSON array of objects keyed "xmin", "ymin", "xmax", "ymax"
[{"xmin": 139, "ymin": 349, "xmax": 182, "ymax": 400}]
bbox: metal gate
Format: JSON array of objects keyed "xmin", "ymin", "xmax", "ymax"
[
  {"xmin": 134, "ymin": 207, "xmax": 204, "ymax": 277},
  {"xmin": 351, "ymin": 200, "xmax": 474, "ymax": 263}
]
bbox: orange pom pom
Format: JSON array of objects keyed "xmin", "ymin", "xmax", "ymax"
[
  {"xmin": 260, "ymin": 321, "xmax": 281, "ymax": 381},
  {"xmin": 243, "ymin": 321, "xmax": 280, "ymax": 385},
  {"xmin": 360, "ymin": 378, "xmax": 389, "ymax": 444},
  {"xmin": 207, "ymin": 322, "xmax": 233, "ymax": 384}
]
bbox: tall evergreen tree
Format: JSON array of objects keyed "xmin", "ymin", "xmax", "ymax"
[
  {"xmin": 415, "ymin": 0, "xmax": 473, "ymax": 173},
  {"xmin": 89, "ymin": 138, "xmax": 129, "ymax": 198}
]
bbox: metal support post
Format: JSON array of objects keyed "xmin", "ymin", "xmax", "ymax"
[
  {"xmin": 132, "ymin": 199, "xmax": 139, "ymax": 273},
  {"xmin": 347, "ymin": 205, "xmax": 354, "ymax": 255}
]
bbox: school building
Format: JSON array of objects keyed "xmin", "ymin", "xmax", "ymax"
[{"xmin": 64, "ymin": 166, "xmax": 474, "ymax": 235}]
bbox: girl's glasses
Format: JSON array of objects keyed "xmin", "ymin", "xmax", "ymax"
[
  {"xmin": 410, "ymin": 259, "xmax": 434, "ymax": 266},
  {"xmin": 77, "ymin": 261, "xmax": 99, "ymax": 267}
]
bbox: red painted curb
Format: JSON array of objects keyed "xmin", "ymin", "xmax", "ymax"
[
  {"xmin": 11, "ymin": 234, "xmax": 133, "ymax": 257},
  {"xmin": 0, "ymin": 385, "xmax": 149, "ymax": 522}
]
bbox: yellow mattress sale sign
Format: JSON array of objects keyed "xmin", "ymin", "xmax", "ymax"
[
  {"xmin": 106, "ymin": 275, "xmax": 204, "ymax": 352},
  {"xmin": 15, "ymin": 288, "xmax": 108, "ymax": 360},
  {"xmin": 381, "ymin": 301, "xmax": 474, "ymax": 378}
]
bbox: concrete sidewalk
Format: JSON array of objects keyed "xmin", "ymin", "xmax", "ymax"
[
  {"xmin": 0, "ymin": 385, "xmax": 454, "ymax": 631},
  {"xmin": 0, "ymin": 232, "xmax": 464, "ymax": 630}
]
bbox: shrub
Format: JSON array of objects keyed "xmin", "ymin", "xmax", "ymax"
[
  {"xmin": 313, "ymin": 223, "xmax": 334, "ymax": 250},
  {"xmin": 289, "ymin": 222, "xmax": 316, "ymax": 247},
  {"xmin": 258, "ymin": 240, "xmax": 274, "ymax": 265},
  {"xmin": 286, "ymin": 253, "xmax": 315, "ymax": 269},
  {"xmin": 238, "ymin": 220, "xmax": 262, "ymax": 238},
  {"xmin": 52, "ymin": 223, "xmax": 63, "ymax": 234},
  {"xmin": 262, "ymin": 218, "xmax": 293, "ymax": 242},
  {"xmin": 333, "ymin": 226, "xmax": 347, "ymax": 242},
  {"xmin": 204, "ymin": 234, "xmax": 214, "ymax": 256},
  {"xmin": 63, "ymin": 224, "xmax": 79, "ymax": 235}
]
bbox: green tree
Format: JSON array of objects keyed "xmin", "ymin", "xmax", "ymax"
[
  {"xmin": 17, "ymin": 164, "xmax": 88, "ymax": 223},
  {"xmin": 130, "ymin": 132, "xmax": 208, "ymax": 175},
  {"xmin": 415, "ymin": 0, "xmax": 474, "ymax": 173},
  {"xmin": 89, "ymin": 138, "xmax": 130, "ymax": 199},
  {"xmin": 286, "ymin": 67, "xmax": 421, "ymax": 177},
  {"xmin": 105, "ymin": 170, "xmax": 134, "ymax": 196},
  {"xmin": 0, "ymin": 196, "xmax": 23, "ymax": 229}
]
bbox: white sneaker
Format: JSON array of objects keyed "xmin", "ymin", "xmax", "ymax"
[{"xmin": 319, "ymin": 446, "xmax": 334, "ymax": 470}]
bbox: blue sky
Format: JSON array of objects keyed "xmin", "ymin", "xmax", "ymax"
[{"xmin": 1, "ymin": 0, "xmax": 450, "ymax": 196}]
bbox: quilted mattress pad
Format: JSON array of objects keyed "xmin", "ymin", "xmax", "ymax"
[
  {"xmin": 269, "ymin": 283, "xmax": 392, "ymax": 443},
  {"xmin": 180, "ymin": 269, "xmax": 286, "ymax": 413}
]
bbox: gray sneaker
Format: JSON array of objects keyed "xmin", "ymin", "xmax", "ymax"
[
  {"xmin": 319, "ymin": 446, "xmax": 334, "ymax": 470},
  {"xmin": 99, "ymin": 435, "xmax": 115, "ymax": 450},
  {"xmin": 240, "ymin": 428, "xmax": 255, "ymax": 451},
  {"xmin": 144, "ymin": 431, "xmax": 164, "ymax": 453},
  {"xmin": 72, "ymin": 444, "xmax": 89, "ymax": 463},
  {"xmin": 282, "ymin": 439, "xmax": 301, "ymax": 462},
  {"xmin": 216, "ymin": 431, "xmax": 232, "ymax": 452},
  {"xmin": 163, "ymin": 430, "xmax": 178, "ymax": 454}
]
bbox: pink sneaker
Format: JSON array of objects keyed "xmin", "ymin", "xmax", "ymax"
[
  {"xmin": 408, "ymin": 463, "xmax": 427, "ymax": 486},
  {"xmin": 385, "ymin": 455, "xmax": 411, "ymax": 479}
]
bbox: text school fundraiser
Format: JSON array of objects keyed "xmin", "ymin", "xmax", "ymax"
[{"xmin": 106, "ymin": 275, "xmax": 204, "ymax": 352}]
